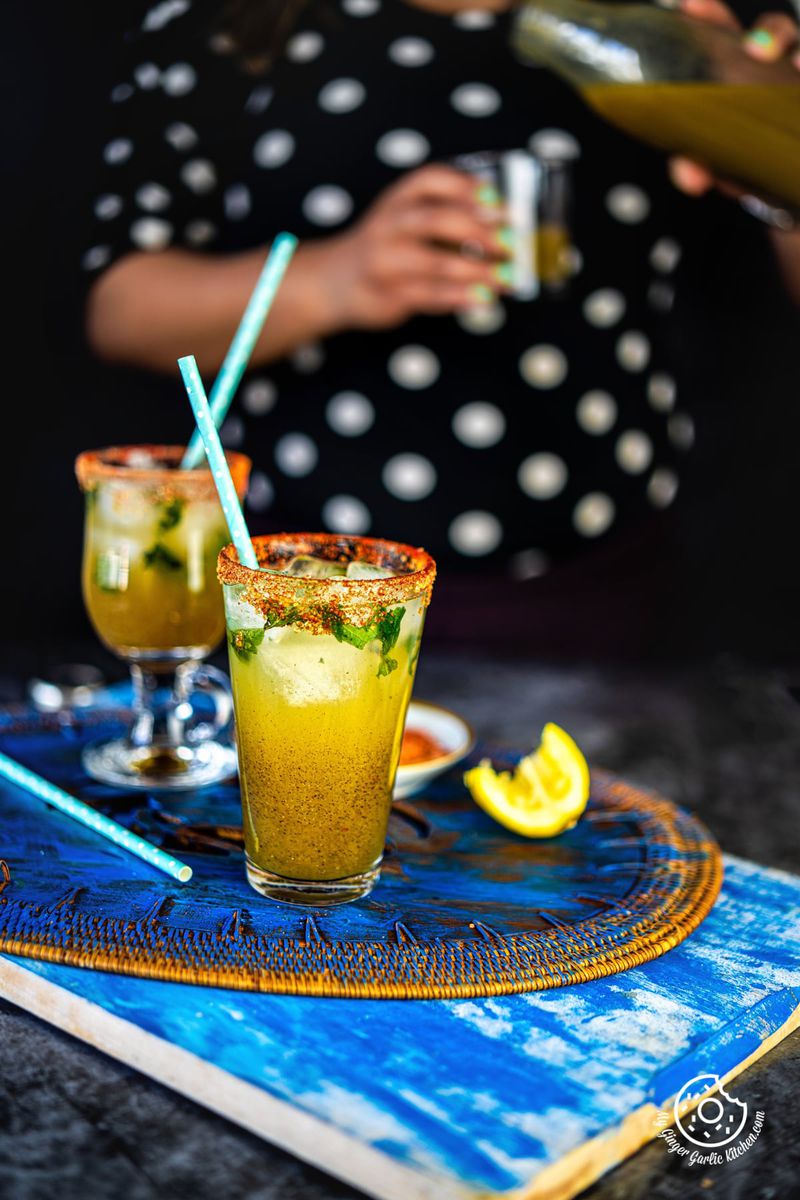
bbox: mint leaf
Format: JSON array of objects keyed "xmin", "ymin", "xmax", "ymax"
[
  {"xmin": 376, "ymin": 607, "xmax": 405, "ymax": 659},
  {"xmin": 265, "ymin": 607, "xmax": 300, "ymax": 630},
  {"xmin": 229, "ymin": 627, "xmax": 265, "ymax": 663},
  {"xmin": 143, "ymin": 543, "xmax": 183, "ymax": 571},
  {"xmin": 158, "ymin": 498, "xmax": 185, "ymax": 533},
  {"xmin": 325, "ymin": 605, "xmax": 406, "ymax": 676}
]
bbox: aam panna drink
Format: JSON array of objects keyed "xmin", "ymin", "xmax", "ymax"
[
  {"xmin": 77, "ymin": 445, "xmax": 251, "ymax": 661},
  {"xmin": 219, "ymin": 534, "xmax": 436, "ymax": 905}
]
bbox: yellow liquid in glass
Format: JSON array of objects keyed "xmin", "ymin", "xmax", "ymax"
[
  {"xmin": 228, "ymin": 602, "xmax": 424, "ymax": 881},
  {"xmin": 83, "ymin": 482, "xmax": 229, "ymax": 658},
  {"xmin": 583, "ymin": 83, "xmax": 800, "ymax": 210}
]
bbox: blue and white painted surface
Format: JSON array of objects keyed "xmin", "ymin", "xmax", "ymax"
[{"xmin": 3, "ymin": 855, "xmax": 799, "ymax": 1198}]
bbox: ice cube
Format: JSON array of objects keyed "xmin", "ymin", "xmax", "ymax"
[
  {"xmin": 284, "ymin": 555, "xmax": 346, "ymax": 578},
  {"xmin": 345, "ymin": 560, "xmax": 393, "ymax": 580},
  {"xmin": 126, "ymin": 450, "xmax": 158, "ymax": 469}
]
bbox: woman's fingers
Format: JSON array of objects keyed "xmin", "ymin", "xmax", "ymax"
[
  {"xmin": 668, "ymin": 157, "xmax": 715, "ymax": 196},
  {"xmin": 678, "ymin": 0, "xmax": 741, "ymax": 31},
  {"xmin": 743, "ymin": 12, "xmax": 799, "ymax": 59},
  {"xmin": 380, "ymin": 164, "xmax": 493, "ymax": 214},
  {"xmin": 397, "ymin": 280, "xmax": 497, "ymax": 316},
  {"xmin": 394, "ymin": 204, "xmax": 510, "ymax": 259},
  {"xmin": 385, "ymin": 242, "xmax": 510, "ymax": 288}
]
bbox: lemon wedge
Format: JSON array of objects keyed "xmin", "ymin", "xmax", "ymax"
[{"xmin": 464, "ymin": 723, "xmax": 590, "ymax": 837}]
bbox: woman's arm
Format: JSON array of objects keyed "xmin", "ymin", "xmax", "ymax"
[{"xmin": 86, "ymin": 166, "xmax": 510, "ymax": 375}]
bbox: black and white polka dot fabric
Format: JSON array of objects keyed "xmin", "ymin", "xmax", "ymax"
[{"xmin": 83, "ymin": 0, "xmax": 697, "ymax": 574}]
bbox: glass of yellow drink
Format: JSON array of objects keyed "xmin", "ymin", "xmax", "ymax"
[
  {"xmin": 218, "ymin": 533, "xmax": 436, "ymax": 905},
  {"xmin": 75, "ymin": 445, "xmax": 251, "ymax": 790}
]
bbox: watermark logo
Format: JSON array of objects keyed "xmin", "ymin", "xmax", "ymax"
[{"xmin": 654, "ymin": 1074, "xmax": 765, "ymax": 1167}]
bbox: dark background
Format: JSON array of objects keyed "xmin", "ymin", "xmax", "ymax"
[{"xmin": 2, "ymin": 0, "xmax": 799, "ymax": 688}]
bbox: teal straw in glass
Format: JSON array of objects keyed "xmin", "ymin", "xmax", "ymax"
[
  {"xmin": 178, "ymin": 355, "xmax": 259, "ymax": 569},
  {"xmin": 181, "ymin": 232, "xmax": 298, "ymax": 469},
  {"xmin": 0, "ymin": 750, "xmax": 192, "ymax": 883}
]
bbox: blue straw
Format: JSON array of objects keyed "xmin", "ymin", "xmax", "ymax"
[
  {"xmin": 181, "ymin": 232, "xmax": 298, "ymax": 469},
  {"xmin": 178, "ymin": 355, "xmax": 259, "ymax": 570},
  {"xmin": 0, "ymin": 750, "xmax": 192, "ymax": 883}
]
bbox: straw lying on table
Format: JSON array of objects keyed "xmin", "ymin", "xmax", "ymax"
[
  {"xmin": 178, "ymin": 355, "xmax": 259, "ymax": 569},
  {"xmin": 0, "ymin": 750, "xmax": 192, "ymax": 883},
  {"xmin": 181, "ymin": 232, "xmax": 298, "ymax": 470}
]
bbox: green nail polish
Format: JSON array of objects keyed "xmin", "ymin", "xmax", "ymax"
[
  {"xmin": 470, "ymin": 284, "xmax": 494, "ymax": 305},
  {"xmin": 747, "ymin": 28, "xmax": 775, "ymax": 48},
  {"xmin": 496, "ymin": 227, "xmax": 515, "ymax": 252},
  {"xmin": 477, "ymin": 184, "xmax": 501, "ymax": 207},
  {"xmin": 494, "ymin": 262, "xmax": 514, "ymax": 287}
]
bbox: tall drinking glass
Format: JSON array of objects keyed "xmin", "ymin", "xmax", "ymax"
[
  {"xmin": 76, "ymin": 445, "xmax": 251, "ymax": 790},
  {"xmin": 218, "ymin": 533, "xmax": 436, "ymax": 905}
]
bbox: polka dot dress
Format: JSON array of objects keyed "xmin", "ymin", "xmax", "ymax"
[{"xmin": 83, "ymin": 0, "xmax": 697, "ymax": 574}]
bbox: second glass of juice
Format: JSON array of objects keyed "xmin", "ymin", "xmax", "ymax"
[{"xmin": 218, "ymin": 533, "xmax": 436, "ymax": 905}]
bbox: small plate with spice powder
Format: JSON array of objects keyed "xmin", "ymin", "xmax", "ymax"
[{"xmin": 395, "ymin": 701, "xmax": 475, "ymax": 799}]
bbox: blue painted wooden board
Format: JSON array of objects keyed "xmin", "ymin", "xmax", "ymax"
[{"xmin": 2, "ymin": 853, "xmax": 799, "ymax": 1200}]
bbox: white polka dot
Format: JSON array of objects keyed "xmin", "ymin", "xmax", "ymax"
[
  {"xmin": 648, "ymin": 281, "xmax": 675, "ymax": 313},
  {"xmin": 275, "ymin": 433, "xmax": 318, "ymax": 477},
  {"xmin": 529, "ymin": 128, "xmax": 580, "ymax": 162},
  {"xmin": 518, "ymin": 453, "xmax": 568, "ymax": 499},
  {"xmin": 343, "ymin": 0, "xmax": 380, "ymax": 15},
  {"xmin": 456, "ymin": 302, "xmax": 506, "ymax": 335},
  {"xmin": 184, "ymin": 219, "xmax": 217, "ymax": 246},
  {"xmin": 509, "ymin": 548, "xmax": 550, "ymax": 580},
  {"xmin": 104, "ymin": 139, "xmax": 133, "ymax": 165},
  {"xmin": 142, "ymin": 0, "xmax": 190, "ymax": 32},
  {"xmin": 452, "ymin": 402, "xmax": 506, "ymax": 449},
  {"xmin": 449, "ymin": 511, "xmax": 502, "ymax": 556},
  {"xmin": 576, "ymin": 390, "xmax": 617, "ymax": 436},
  {"xmin": 615, "ymin": 429, "xmax": 653, "ymax": 474},
  {"xmin": 382, "ymin": 453, "xmax": 437, "ymax": 501},
  {"xmin": 224, "ymin": 184, "xmax": 251, "ymax": 220},
  {"xmin": 606, "ymin": 184, "xmax": 650, "ymax": 224},
  {"xmin": 318, "ymin": 78, "xmax": 366, "ymax": 113},
  {"xmin": 388, "ymin": 345, "xmax": 440, "ymax": 389},
  {"xmin": 111, "ymin": 83, "xmax": 134, "ymax": 103},
  {"xmin": 164, "ymin": 122, "xmax": 198, "ymax": 151},
  {"xmin": 450, "ymin": 83, "xmax": 501, "ymax": 117},
  {"xmin": 650, "ymin": 237, "xmax": 682, "ymax": 273},
  {"xmin": 247, "ymin": 471, "xmax": 274, "ymax": 512},
  {"xmin": 583, "ymin": 288, "xmax": 626, "ymax": 328},
  {"xmin": 291, "ymin": 343, "xmax": 325, "ymax": 373},
  {"xmin": 388, "ymin": 37, "xmax": 434, "ymax": 66},
  {"xmin": 242, "ymin": 378, "xmax": 276, "ymax": 416},
  {"xmin": 209, "ymin": 31, "xmax": 236, "ymax": 55},
  {"xmin": 453, "ymin": 10, "xmax": 495, "ymax": 29},
  {"xmin": 130, "ymin": 218, "xmax": 173, "ymax": 250},
  {"xmin": 135, "ymin": 182, "xmax": 171, "ymax": 212},
  {"xmin": 616, "ymin": 331, "xmax": 651, "ymax": 372},
  {"xmin": 134, "ymin": 62, "xmax": 161, "ymax": 89},
  {"xmin": 375, "ymin": 129, "xmax": 430, "ymax": 167},
  {"xmin": 286, "ymin": 31, "xmax": 325, "ymax": 62},
  {"xmin": 220, "ymin": 416, "xmax": 245, "ymax": 447},
  {"xmin": 180, "ymin": 159, "xmax": 217, "ymax": 193},
  {"xmin": 161, "ymin": 63, "xmax": 197, "ymax": 96},
  {"xmin": 253, "ymin": 130, "xmax": 295, "ymax": 169},
  {"xmin": 519, "ymin": 344, "xmax": 568, "ymax": 389},
  {"xmin": 573, "ymin": 493, "xmax": 615, "ymax": 538},
  {"xmin": 94, "ymin": 194, "xmax": 123, "ymax": 220},
  {"xmin": 245, "ymin": 85, "xmax": 274, "ymax": 115},
  {"xmin": 82, "ymin": 246, "xmax": 111, "ymax": 271},
  {"xmin": 302, "ymin": 185, "xmax": 354, "ymax": 226},
  {"xmin": 322, "ymin": 494, "xmax": 371, "ymax": 534},
  {"xmin": 647, "ymin": 373, "xmax": 677, "ymax": 412},
  {"xmin": 565, "ymin": 246, "xmax": 583, "ymax": 276},
  {"xmin": 668, "ymin": 413, "xmax": 695, "ymax": 450},
  {"xmin": 326, "ymin": 392, "xmax": 375, "ymax": 437},
  {"xmin": 647, "ymin": 468, "xmax": 679, "ymax": 508}
]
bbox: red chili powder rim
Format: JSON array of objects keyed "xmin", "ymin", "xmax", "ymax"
[
  {"xmin": 218, "ymin": 533, "xmax": 437, "ymax": 629},
  {"xmin": 75, "ymin": 445, "xmax": 252, "ymax": 500}
]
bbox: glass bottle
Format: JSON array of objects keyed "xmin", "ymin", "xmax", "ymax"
[{"xmin": 511, "ymin": 0, "xmax": 800, "ymax": 211}]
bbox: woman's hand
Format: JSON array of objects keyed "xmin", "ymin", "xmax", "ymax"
[
  {"xmin": 307, "ymin": 165, "xmax": 511, "ymax": 331},
  {"xmin": 669, "ymin": 0, "xmax": 799, "ymax": 200}
]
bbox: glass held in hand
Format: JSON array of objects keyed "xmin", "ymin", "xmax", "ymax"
[
  {"xmin": 75, "ymin": 444, "xmax": 251, "ymax": 790},
  {"xmin": 511, "ymin": 0, "xmax": 800, "ymax": 213}
]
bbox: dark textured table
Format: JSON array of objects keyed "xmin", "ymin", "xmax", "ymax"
[{"xmin": 2, "ymin": 650, "xmax": 799, "ymax": 1200}]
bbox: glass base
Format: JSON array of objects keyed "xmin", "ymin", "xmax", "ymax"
[
  {"xmin": 245, "ymin": 855, "xmax": 380, "ymax": 906},
  {"xmin": 82, "ymin": 736, "xmax": 237, "ymax": 791}
]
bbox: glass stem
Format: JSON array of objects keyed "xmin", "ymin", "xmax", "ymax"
[{"xmin": 128, "ymin": 663, "xmax": 188, "ymax": 751}]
